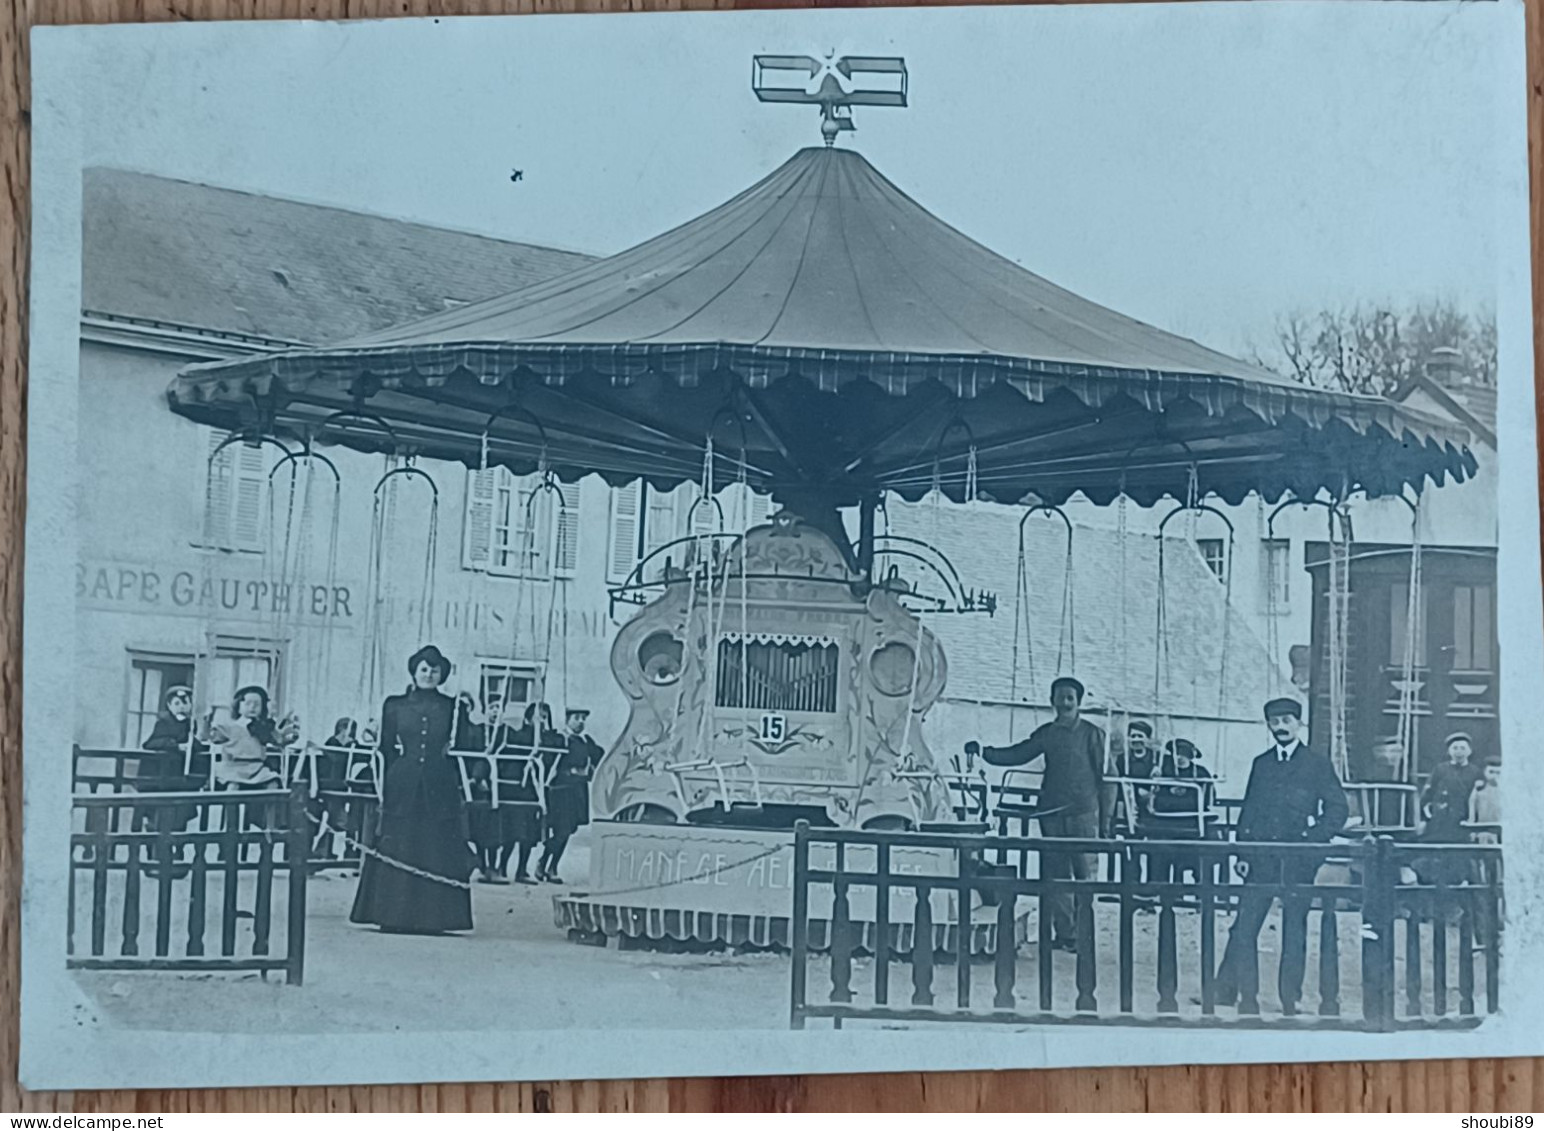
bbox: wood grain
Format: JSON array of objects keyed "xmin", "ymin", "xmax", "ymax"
[{"xmin": 3, "ymin": 0, "xmax": 1540, "ymax": 1112}]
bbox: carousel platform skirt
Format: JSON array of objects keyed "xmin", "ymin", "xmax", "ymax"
[
  {"xmin": 552, "ymin": 893, "xmax": 1025, "ymax": 955},
  {"xmin": 554, "ymin": 820, "xmax": 1026, "ymax": 952}
]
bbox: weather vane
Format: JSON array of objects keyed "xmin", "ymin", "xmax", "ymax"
[{"xmin": 752, "ymin": 53, "xmax": 908, "ymax": 147}]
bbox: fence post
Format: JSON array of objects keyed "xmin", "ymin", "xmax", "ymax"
[
  {"xmin": 1483, "ymin": 845, "xmax": 1502, "ymax": 1015},
  {"xmin": 1359, "ymin": 835, "xmax": 1396, "ymax": 1031},
  {"xmin": 875, "ymin": 840, "xmax": 892, "ymax": 1008},
  {"xmin": 285, "ymin": 784, "xmax": 310, "ymax": 987},
  {"xmin": 1156, "ymin": 885, "xmax": 1178, "ymax": 1014},
  {"xmin": 1198, "ymin": 844, "xmax": 1216, "ymax": 1015},
  {"xmin": 955, "ymin": 843, "xmax": 973, "ymax": 1009},
  {"xmin": 1318, "ymin": 892, "xmax": 1341, "ymax": 1018},
  {"xmin": 830, "ymin": 841, "xmax": 854, "ymax": 1004},
  {"xmin": 790, "ymin": 820, "xmax": 810, "ymax": 1029}
]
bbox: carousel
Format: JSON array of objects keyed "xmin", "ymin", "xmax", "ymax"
[{"xmin": 164, "ymin": 55, "xmax": 1476, "ymax": 951}]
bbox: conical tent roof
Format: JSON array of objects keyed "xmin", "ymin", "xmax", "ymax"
[
  {"xmin": 348, "ymin": 147, "xmax": 1280, "ymax": 378},
  {"xmin": 172, "ymin": 146, "xmax": 1474, "ymax": 507}
]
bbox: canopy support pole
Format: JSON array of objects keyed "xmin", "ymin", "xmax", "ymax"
[{"xmin": 856, "ymin": 493, "xmax": 878, "ymax": 583}]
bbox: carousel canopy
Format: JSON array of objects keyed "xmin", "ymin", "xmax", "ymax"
[{"xmin": 169, "ymin": 145, "xmax": 1475, "ymax": 508}]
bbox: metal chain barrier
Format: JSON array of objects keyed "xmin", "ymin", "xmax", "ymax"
[
  {"xmin": 306, "ymin": 808, "xmax": 474, "ymax": 891},
  {"xmin": 305, "ymin": 808, "xmax": 787, "ymax": 900}
]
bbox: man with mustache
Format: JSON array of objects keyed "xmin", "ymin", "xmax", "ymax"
[{"xmin": 1214, "ymin": 697, "xmax": 1348, "ymax": 1015}]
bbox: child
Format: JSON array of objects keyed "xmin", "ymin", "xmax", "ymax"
[
  {"xmin": 1468, "ymin": 756, "xmax": 1501, "ymax": 843},
  {"xmin": 1467, "ymin": 756, "xmax": 1503, "ymax": 939},
  {"xmin": 1140, "ymin": 738, "xmax": 1216, "ymax": 886}
]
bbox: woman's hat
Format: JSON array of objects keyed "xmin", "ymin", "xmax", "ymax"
[
  {"xmin": 1165, "ymin": 738, "xmax": 1201, "ymax": 761},
  {"xmin": 406, "ymin": 644, "xmax": 452, "ymax": 678}
]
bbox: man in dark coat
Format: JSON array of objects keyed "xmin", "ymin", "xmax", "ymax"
[
  {"xmin": 966, "ymin": 675, "xmax": 1107, "ymax": 951},
  {"xmin": 1215, "ymin": 697, "xmax": 1348, "ymax": 1014}
]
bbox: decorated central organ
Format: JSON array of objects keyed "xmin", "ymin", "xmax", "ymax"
[{"xmin": 590, "ymin": 510, "xmax": 953, "ymax": 831}]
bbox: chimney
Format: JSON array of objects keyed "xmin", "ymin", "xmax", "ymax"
[{"xmin": 1426, "ymin": 345, "xmax": 1467, "ymax": 388}]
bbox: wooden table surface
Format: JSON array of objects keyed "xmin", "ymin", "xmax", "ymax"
[{"xmin": 2, "ymin": 0, "xmax": 1541, "ymax": 1112}]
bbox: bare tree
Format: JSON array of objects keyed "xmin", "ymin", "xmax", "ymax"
[{"xmin": 1250, "ymin": 300, "xmax": 1497, "ymax": 397}]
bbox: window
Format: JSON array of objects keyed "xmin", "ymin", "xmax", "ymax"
[
  {"xmin": 1196, "ymin": 538, "xmax": 1227, "ymax": 581},
  {"xmin": 715, "ymin": 638, "xmax": 840, "ymax": 714},
  {"xmin": 124, "ymin": 653, "xmax": 195, "ymax": 747},
  {"xmin": 203, "ymin": 431, "xmax": 268, "ymax": 552},
  {"xmin": 205, "ymin": 643, "xmax": 280, "ymax": 718},
  {"xmin": 608, "ymin": 481, "xmax": 775, "ymax": 584},
  {"xmin": 1452, "ymin": 585, "xmax": 1495, "ymax": 672},
  {"xmin": 463, "ymin": 469, "xmax": 580, "ymax": 579},
  {"xmin": 475, "ymin": 661, "xmax": 539, "ymax": 719},
  {"xmin": 1389, "ymin": 583, "xmax": 1428, "ymax": 666},
  {"xmin": 1261, "ymin": 539, "xmax": 1292, "ymax": 612}
]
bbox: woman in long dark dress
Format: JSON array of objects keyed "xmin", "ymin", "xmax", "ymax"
[{"xmin": 349, "ymin": 645, "xmax": 474, "ymax": 934}]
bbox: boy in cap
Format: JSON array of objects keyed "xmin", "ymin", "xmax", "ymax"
[
  {"xmin": 537, "ymin": 707, "xmax": 606, "ymax": 884},
  {"xmin": 1113, "ymin": 719, "xmax": 1158, "ymax": 842},
  {"xmin": 1120, "ymin": 720, "xmax": 1157, "ymax": 780},
  {"xmin": 1422, "ymin": 732, "xmax": 1485, "ymax": 844},
  {"xmin": 1215, "ymin": 696, "xmax": 1348, "ymax": 1015},
  {"xmin": 965, "ymin": 675, "xmax": 1107, "ymax": 952},
  {"xmin": 1415, "ymin": 731, "xmax": 1487, "ymax": 888}
]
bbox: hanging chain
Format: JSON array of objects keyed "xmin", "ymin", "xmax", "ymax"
[
  {"xmin": 1059, "ymin": 513, "xmax": 1075, "ymax": 677},
  {"xmin": 1009, "ymin": 522, "xmax": 1028, "ymax": 744},
  {"xmin": 1326, "ymin": 504, "xmax": 1352, "ymax": 780},
  {"xmin": 1117, "ymin": 480, "xmax": 1130, "ymax": 715},
  {"xmin": 1397, "ymin": 496, "xmax": 1424, "ymax": 782}
]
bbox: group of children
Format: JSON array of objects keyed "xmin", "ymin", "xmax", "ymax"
[
  {"xmin": 1109, "ymin": 720, "xmax": 1217, "ymax": 840},
  {"xmin": 448, "ymin": 698, "xmax": 605, "ymax": 886},
  {"xmin": 136, "ymin": 680, "xmax": 609, "ymax": 888}
]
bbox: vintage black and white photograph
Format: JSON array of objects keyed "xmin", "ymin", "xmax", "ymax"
[{"xmin": 21, "ymin": 0, "xmax": 1541, "ymax": 1088}]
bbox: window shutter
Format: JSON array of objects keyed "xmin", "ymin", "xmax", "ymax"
[
  {"xmin": 554, "ymin": 482, "xmax": 581, "ymax": 576},
  {"xmin": 645, "ymin": 484, "xmax": 696, "ymax": 569},
  {"xmin": 463, "ymin": 469, "xmax": 496, "ymax": 570},
  {"xmin": 231, "ymin": 442, "xmax": 267, "ymax": 551},
  {"xmin": 205, "ymin": 431, "xmax": 234, "ymax": 546},
  {"xmin": 608, "ymin": 481, "xmax": 642, "ymax": 583}
]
